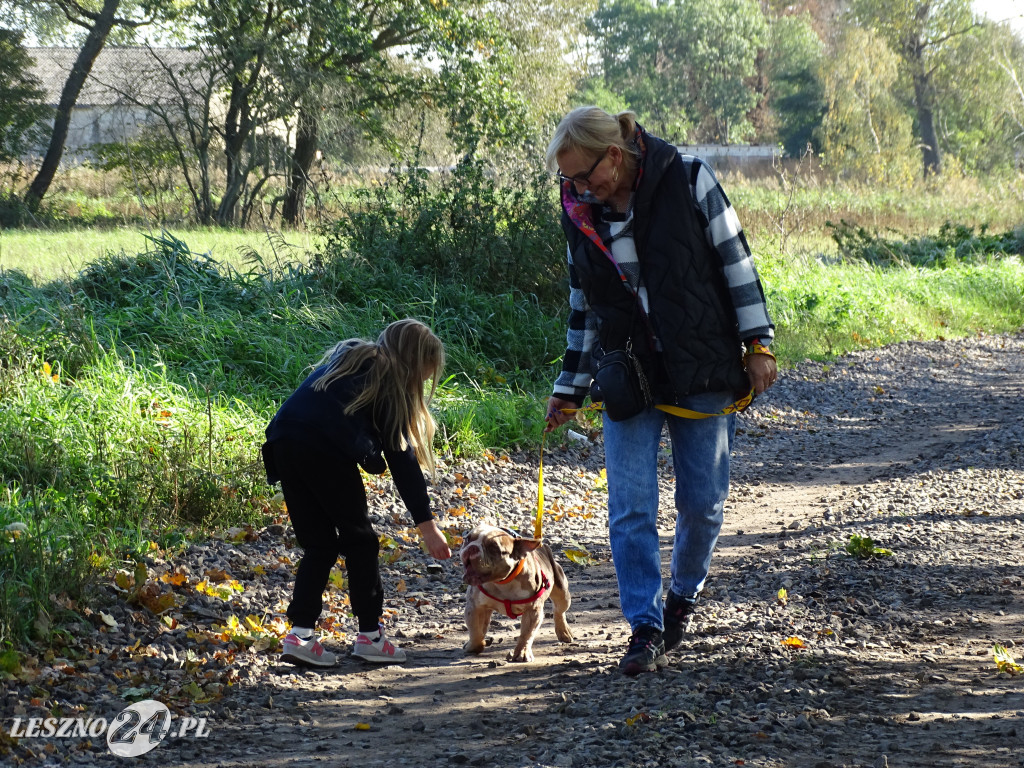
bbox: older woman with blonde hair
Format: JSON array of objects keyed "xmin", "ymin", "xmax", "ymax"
[{"xmin": 543, "ymin": 106, "xmax": 777, "ymax": 675}]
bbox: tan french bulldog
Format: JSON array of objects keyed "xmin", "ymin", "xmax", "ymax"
[{"xmin": 460, "ymin": 523, "xmax": 574, "ymax": 662}]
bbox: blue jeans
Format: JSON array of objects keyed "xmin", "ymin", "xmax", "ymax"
[{"xmin": 603, "ymin": 391, "xmax": 736, "ymax": 632}]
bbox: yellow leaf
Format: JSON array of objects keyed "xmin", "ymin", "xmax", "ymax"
[
  {"xmin": 781, "ymin": 636, "xmax": 806, "ymax": 648},
  {"xmin": 114, "ymin": 571, "xmax": 134, "ymax": 591},
  {"xmin": 563, "ymin": 548, "xmax": 596, "ymax": 566},
  {"xmin": 354, "ymin": 723, "xmax": 372, "ymax": 731},
  {"xmin": 777, "ymin": 587, "xmax": 788, "ymax": 606},
  {"xmin": 994, "ymin": 644, "xmax": 1023, "ymax": 675},
  {"xmin": 159, "ymin": 571, "xmax": 187, "ymax": 586}
]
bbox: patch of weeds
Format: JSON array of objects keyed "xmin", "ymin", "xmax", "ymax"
[
  {"xmin": 844, "ymin": 534, "xmax": 892, "ymax": 559},
  {"xmin": 828, "ymin": 219, "xmax": 1022, "ymax": 267}
]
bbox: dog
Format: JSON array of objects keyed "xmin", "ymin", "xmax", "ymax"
[{"xmin": 459, "ymin": 523, "xmax": 573, "ymax": 662}]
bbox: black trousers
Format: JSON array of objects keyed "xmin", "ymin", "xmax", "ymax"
[{"xmin": 269, "ymin": 437, "xmax": 382, "ymax": 632}]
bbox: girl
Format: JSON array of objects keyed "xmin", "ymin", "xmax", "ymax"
[{"xmin": 262, "ymin": 319, "xmax": 452, "ymax": 666}]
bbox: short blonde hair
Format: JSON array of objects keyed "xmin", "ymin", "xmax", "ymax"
[{"xmin": 545, "ymin": 106, "xmax": 640, "ymax": 173}]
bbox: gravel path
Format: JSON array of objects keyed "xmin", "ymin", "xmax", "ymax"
[{"xmin": 3, "ymin": 332, "xmax": 1023, "ymax": 768}]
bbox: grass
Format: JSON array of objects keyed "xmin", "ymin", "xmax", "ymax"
[
  {"xmin": 0, "ymin": 226, "xmax": 316, "ymax": 281},
  {"xmin": 0, "ymin": 171, "xmax": 1022, "ymax": 650}
]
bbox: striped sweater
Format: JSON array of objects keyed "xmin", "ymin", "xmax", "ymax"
[{"xmin": 553, "ymin": 154, "xmax": 774, "ymax": 402}]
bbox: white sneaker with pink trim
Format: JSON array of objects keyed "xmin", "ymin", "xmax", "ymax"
[
  {"xmin": 280, "ymin": 632, "xmax": 337, "ymax": 667},
  {"xmin": 352, "ymin": 625, "xmax": 407, "ymax": 663}
]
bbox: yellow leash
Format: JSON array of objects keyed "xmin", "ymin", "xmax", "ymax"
[
  {"xmin": 534, "ymin": 389, "xmax": 754, "ymax": 538},
  {"xmin": 535, "ymin": 435, "xmax": 546, "ymax": 539}
]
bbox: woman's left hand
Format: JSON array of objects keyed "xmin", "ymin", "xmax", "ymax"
[
  {"xmin": 417, "ymin": 519, "xmax": 452, "ymax": 560},
  {"xmin": 746, "ymin": 353, "xmax": 778, "ymax": 395}
]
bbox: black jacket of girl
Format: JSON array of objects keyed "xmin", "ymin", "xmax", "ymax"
[{"xmin": 262, "ymin": 362, "xmax": 431, "ymax": 524}]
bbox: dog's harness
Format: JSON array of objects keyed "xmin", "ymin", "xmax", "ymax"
[{"xmin": 476, "ymin": 552, "xmax": 552, "ymax": 619}]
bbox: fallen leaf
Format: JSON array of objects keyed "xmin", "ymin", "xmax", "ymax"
[
  {"xmin": 563, "ymin": 548, "xmax": 596, "ymax": 566},
  {"xmin": 994, "ymin": 644, "xmax": 1023, "ymax": 675}
]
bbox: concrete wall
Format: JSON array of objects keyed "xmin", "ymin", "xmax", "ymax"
[{"xmin": 675, "ymin": 144, "xmax": 783, "ymax": 177}]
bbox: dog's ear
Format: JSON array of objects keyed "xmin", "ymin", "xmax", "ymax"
[{"xmin": 511, "ymin": 537, "xmax": 542, "ymax": 559}]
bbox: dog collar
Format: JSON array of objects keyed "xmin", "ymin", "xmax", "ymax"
[{"xmin": 494, "ymin": 557, "xmax": 525, "ymax": 584}]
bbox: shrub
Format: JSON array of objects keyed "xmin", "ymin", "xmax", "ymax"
[{"xmin": 323, "ymin": 156, "xmax": 567, "ymax": 311}]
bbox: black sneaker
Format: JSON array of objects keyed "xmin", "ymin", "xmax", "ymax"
[
  {"xmin": 663, "ymin": 591, "xmax": 696, "ymax": 652},
  {"xmin": 618, "ymin": 625, "xmax": 666, "ymax": 676}
]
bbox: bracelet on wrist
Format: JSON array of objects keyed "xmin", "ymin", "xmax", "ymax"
[{"xmin": 744, "ymin": 342, "xmax": 775, "ymax": 361}]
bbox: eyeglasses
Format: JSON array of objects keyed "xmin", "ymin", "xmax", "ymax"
[{"xmin": 556, "ymin": 148, "xmax": 609, "ymax": 186}]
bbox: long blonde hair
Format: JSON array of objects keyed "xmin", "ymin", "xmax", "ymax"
[
  {"xmin": 312, "ymin": 319, "xmax": 445, "ymax": 477},
  {"xmin": 544, "ymin": 105, "xmax": 641, "ymax": 173}
]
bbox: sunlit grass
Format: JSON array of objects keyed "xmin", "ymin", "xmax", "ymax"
[{"xmin": 0, "ymin": 226, "xmax": 316, "ymax": 281}]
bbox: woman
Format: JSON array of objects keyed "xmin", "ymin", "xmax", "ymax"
[{"xmin": 543, "ymin": 106, "xmax": 777, "ymax": 675}]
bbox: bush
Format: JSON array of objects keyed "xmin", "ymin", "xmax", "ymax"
[
  {"xmin": 323, "ymin": 156, "xmax": 568, "ymax": 311},
  {"xmin": 828, "ymin": 220, "xmax": 1023, "ymax": 267}
]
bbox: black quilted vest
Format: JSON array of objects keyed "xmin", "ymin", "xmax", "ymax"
[{"xmin": 562, "ymin": 131, "xmax": 749, "ymax": 400}]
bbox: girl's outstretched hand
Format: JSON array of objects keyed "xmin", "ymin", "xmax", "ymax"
[{"xmin": 417, "ymin": 519, "xmax": 452, "ymax": 560}]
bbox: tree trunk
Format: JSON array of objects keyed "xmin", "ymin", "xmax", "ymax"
[
  {"xmin": 25, "ymin": 0, "xmax": 121, "ymax": 210},
  {"xmin": 913, "ymin": 70, "xmax": 942, "ymax": 177},
  {"xmin": 282, "ymin": 104, "xmax": 319, "ymax": 228},
  {"xmin": 904, "ymin": 3, "xmax": 941, "ymax": 177},
  {"xmin": 216, "ymin": 79, "xmax": 253, "ymax": 226}
]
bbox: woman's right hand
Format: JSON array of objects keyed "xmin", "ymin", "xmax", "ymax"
[{"xmin": 545, "ymin": 396, "xmax": 578, "ymax": 432}]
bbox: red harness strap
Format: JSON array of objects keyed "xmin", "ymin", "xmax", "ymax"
[{"xmin": 476, "ymin": 553, "xmax": 552, "ymax": 619}]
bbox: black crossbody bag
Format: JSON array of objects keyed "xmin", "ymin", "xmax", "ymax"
[{"xmin": 592, "ymin": 340, "xmax": 653, "ymax": 421}]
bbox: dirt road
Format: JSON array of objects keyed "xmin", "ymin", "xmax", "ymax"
[{"xmin": 3, "ymin": 333, "xmax": 1022, "ymax": 768}]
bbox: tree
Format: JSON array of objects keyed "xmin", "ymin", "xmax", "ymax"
[
  {"xmin": 2, "ymin": 0, "xmax": 162, "ymax": 210},
  {"xmin": 487, "ymin": 0, "xmax": 597, "ymax": 129},
  {"xmin": 817, "ymin": 26, "xmax": 917, "ymax": 183},
  {"xmin": 587, "ymin": 0, "xmax": 767, "ymax": 143},
  {"xmin": 588, "ymin": 0, "xmax": 694, "ymax": 139},
  {"xmin": 765, "ymin": 13, "xmax": 826, "ymax": 156},
  {"xmin": 675, "ymin": 0, "xmax": 767, "ymax": 143},
  {"xmin": 930, "ymin": 19, "xmax": 1024, "ymax": 172},
  {"xmin": 994, "ymin": 31, "xmax": 1024, "ymax": 164},
  {"xmin": 177, "ymin": 0, "xmax": 535, "ymax": 227},
  {"xmin": 0, "ymin": 29, "xmax": 49, "ymax": 163},
  {"xmin": 847, "ymin": 0, "xmax": 980, "ymax": 177}
]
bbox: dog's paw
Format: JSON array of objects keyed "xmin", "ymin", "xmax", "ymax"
[{"xmin": 463, "ymin": 640, "xmax": 486, "ymax": 655}]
